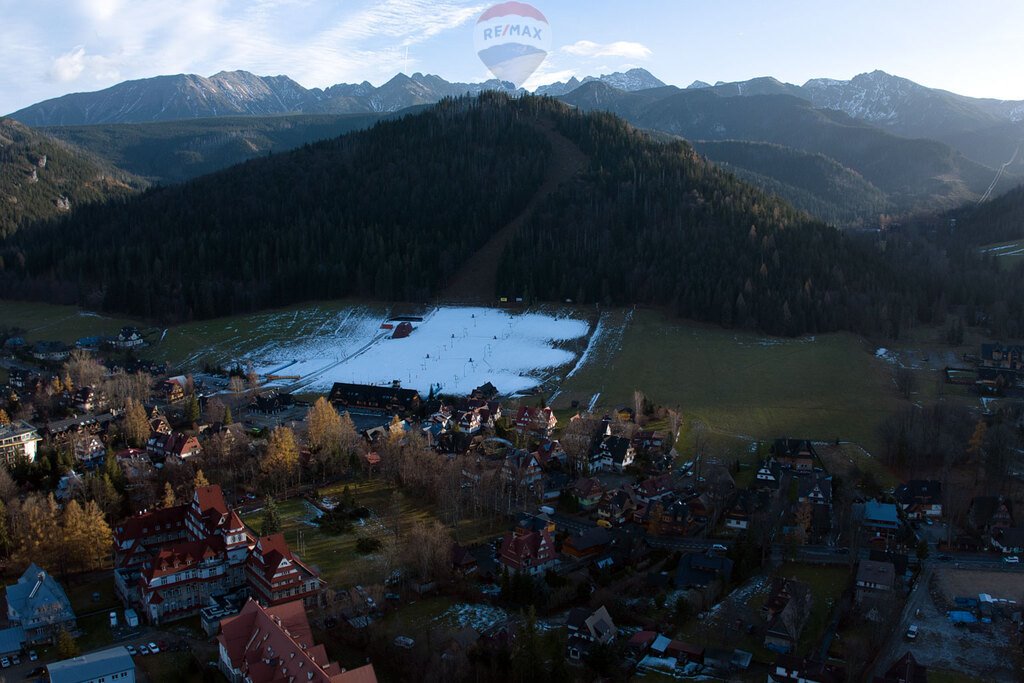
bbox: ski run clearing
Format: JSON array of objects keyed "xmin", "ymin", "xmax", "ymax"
[{"xmin": 249, "ymin": 306, "xmax": 590, "ymax": 396}]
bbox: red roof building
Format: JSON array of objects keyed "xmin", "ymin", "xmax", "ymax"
[
  {"xmin": 218, "ymin": 598, "xmax": 377, "ymax": 683},
  {"xmin": 498, "ymin": 528, "xmax": 557, "ymax": 575},
  {"xmin": 246, "ymin": 534, "xmax": 322, "ymax": 607},
  {"xmin": 113, "ymin": 485, "xmax": 318, "ymax": 625}
]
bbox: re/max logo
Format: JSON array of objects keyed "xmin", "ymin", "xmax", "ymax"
[{"xmin": 482, "ymin": 24, "xmax": 543, "ymax": 41}]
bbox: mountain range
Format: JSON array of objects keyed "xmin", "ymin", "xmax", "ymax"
[
  {"xmin": 5, "ymin": 67, "xmax": 1024, "ymax": 229},
  {"xmin": 7, "ymin": 69, "xmax": 666, "ymax": 126}
]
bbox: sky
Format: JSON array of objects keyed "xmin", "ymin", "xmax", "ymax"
[{"xmin": 2, "ymin": 0, "xmax": 1023, "ymax": 114}]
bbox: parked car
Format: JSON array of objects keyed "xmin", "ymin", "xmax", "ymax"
[
  {"xmin": 148, "ymin": 642, "xmax": 160, "ymax": 654},
  {"xmin": 710, "ymin": 543, "xmax": 728, "ymax": 553},
  {"xmin": 138, "ymin": 645, "xmax": 150, "ymax": 655},
  {"xmin": 1, "ymin": 656, "xmax": 10, "ymax": 668},
  {"xmin": 1003, "ymin": 556, "xmax": 1020, "ymax": 564},
  {"xmin": 126, "ymin": 645, "xmax": 137, "ymax": 656},
  {"xmin": 905, "ymin": 624, "xmax": 918, "ymax": 640},
  {"xmin": 28, "ymin": 650, "xmax": 37, "ymax": 661},
  {"xmin": 393, "ymin": 636, "xmax": 415, "ymax": 649},
  {"xmin": 11, "ymin": 654, "xmax": 20, "ymax": 666}
]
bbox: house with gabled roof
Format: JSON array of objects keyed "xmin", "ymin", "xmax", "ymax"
[
  {"xmin": 894, "ymin": 480, "xmax": 942, "ymax": 519},
  {"xmin": 498, "ymin": 527, "xmax": 556, "ymax": 575},
  {"xmin": 763, "ymin": 578, "xmax": 812, "ymax": 654},
  {"xmin": 772, "ymin": 439, "xmax": 819, "ymax": 473},
  {"xmin": 634, "ymin": 473, "xmax": 674, "ymax": 504},
  {"xmin": 566, "ymin": 605, "xmax": 617, "ymax": 662},
  {"xmin": 514, "ymin": 406, "xmax": 557, "ymax": 436},
  {"xmin": 590, "ymin": 434, "xmax": 635, "ymax": 473},
  {"xmin": 6, "ymin": 563, "xmax": 76, "ymax": 643},
  {"xmin": 218, "ymin": 598, "xmax": 377, "ymax": 683},
  {"xmin": 246, "ymin": 533, "xmax": 323, "ymax": 608},
  {"xmin": 113, "ymin": 485, "xmax": 316, "ymax": 624},
  {"xmin": 572, "ymin": 477, "xmax": 604, "ymax": 510}
]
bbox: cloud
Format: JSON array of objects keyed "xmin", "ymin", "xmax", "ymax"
[
  {"xmin": 49, "ymin": 46, "xmax": 86, "ymax": 82},
  {"xmin": 561, "ymin": 40, "xmax": 652, "ymax": 60}
]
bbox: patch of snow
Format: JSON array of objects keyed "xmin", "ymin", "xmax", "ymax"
[{"xmin": 248, "ymin": 306, "xmax": 588, "ymax": 396}]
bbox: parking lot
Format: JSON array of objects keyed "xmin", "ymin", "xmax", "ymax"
[{"xmin": 893, "ymin": 567, "xmax": 1022, "ymax": 681}]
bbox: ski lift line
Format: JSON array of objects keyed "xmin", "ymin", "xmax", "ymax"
[{"xmin": 979, "ymin": 141, "xmax": 1021, "ymax": 203}]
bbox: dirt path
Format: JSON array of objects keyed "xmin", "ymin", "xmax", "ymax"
[{"xmin": 440, "ymin": 118, "xmax": 587, "ymax": 303}]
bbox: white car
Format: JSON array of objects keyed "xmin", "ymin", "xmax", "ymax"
[
  {"xmin": 710, "ymin": 543, "xmax": 728, "ymax": 553},
  {"xmin": 0, "ymin": 657, "xmax": 9, "ymax": 668},
  {"xmin": 905, "ymin": 624, "xmax": 918, "ymax": 640},
  {"xmin": 1003, "ymin": 556, "xmax": 1020, "ymax": 564},
  {"xmin": 148, "ymin": 642, "xmax": 160, "ymax": 654}
]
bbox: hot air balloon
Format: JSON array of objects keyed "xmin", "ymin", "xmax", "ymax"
[{"xmin": 473, "ymin": 2, "xmax": 551, "ymax": 87}]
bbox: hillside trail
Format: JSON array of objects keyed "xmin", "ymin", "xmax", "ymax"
[{"xmin": 440, "ymin": 117, "xmax": 587, "ymax": 303}]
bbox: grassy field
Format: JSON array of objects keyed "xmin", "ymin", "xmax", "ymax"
[
  {"xmin": 554, "ymin": 309, "xmax": 902, "ymax": 455},
  {"xmin": 777, "ymin": 563, "xmax": 851, "ymax": 657},
  {"xmin": 0, "ymin": 300, "xmax": 144, "ymax": 345},
  {"xmin": 3, "ymin": 298, "xmax": 910, "ymax": 457},
  {"xmin": 240, "ymin": 479, "xmax": 502, "ymax": 588}
]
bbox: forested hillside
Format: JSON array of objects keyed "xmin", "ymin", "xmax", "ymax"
[
  {"xmin": 0, "ymin": 95, "xmax": 551, "ymax": 319},
  {"xmin": 46, "ymin": 112, "xmax": 394, "ymax": 183},
  {"xmin": 0, "ymin": 118, "xmax": 144, "ymax": 237},
  {"xmin": 2, "ymin": 95, "xmax": 1022, "ymax": 338},
  {"xmin": 496, "ymin": 107, "xmax": 1024, "ymax": 337}
]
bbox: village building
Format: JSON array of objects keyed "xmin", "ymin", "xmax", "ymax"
[
  {"xmin": 0, "ymin": 420, "xmax": 40, "ymax": 465},
  {"xmin": 498, "ymin": 527, "xmax": 556, "ymax": 575},
  {"xmin": 47, "ymin": 646, "xmax": 136, "ymax": 683},
  {"xmin": 218, "ymin": 598, "xmax": 377, "ymax": 683},
  {"xmin": 113, "ymin": 485, "xmax": 319, "ymax": 624},
  {"xmin": 328, "ymin": 382, "xmax": 421, "ymax": 414},
  {"xmin": 589, "ymin": 434, "xmax": 635, "ymax": 473},
  {"xmin": 894, "ymin": 480, "xmax": 943, "ymax": 519},
  {"xmin": 772, "ymin": 439, "xmax": 819, "ymax": 473},
  {"xmin": 514, "ymin": 405, "xmax": 558, "ymax": 436},
  {"xmin": 146, "ymin": 432, "xmax": 202, "ymax": 461},
  {"xmin": 6, "ymin": 563, "xmax": 76, "ymax": 643},
  {"xmin": 112, "ymin": 326, "xmax": 145, "ymax": 349},
  {"xmin": 855, "ymin": 559, "xmax": 896, "ymax": 618},
  {"xmin": 762, "ymin": 578, "xmax": 812, "ymax": 654},
  {"xmin": 565, "ymin": 605, "xmax": 617, "ymax": 662}
]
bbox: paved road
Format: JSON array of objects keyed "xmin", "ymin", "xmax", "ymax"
[{"xmin": 870, "ymin": 564, "xmax": 933, "ymax": 679}]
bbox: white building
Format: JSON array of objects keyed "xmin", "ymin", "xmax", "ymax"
[
  {"xmin": 47, "ymin": 646, "xmax": 135, "ymax": 683},
  {"xmin": 0, "ymin": 421, "xmax": 40, "ymax": 465}
]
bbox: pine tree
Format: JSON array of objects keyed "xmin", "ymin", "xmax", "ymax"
[
  {"xmin": 223, "ymin": 404, "xmax": 233, "ymax": 425},
  {"xmin": 260, "ymin": 496, "xmax": 282, "ymax": 536},
  {"xmin": 162, "ymin": 482, "xmax": 176, "ymax": 508},
  {"xmin": 185, "ymin": 393, "xmax": 201, "ymax": 425},
  {"xmin": 56, "ymin": 628, "xmax": 79, "ymax": 659}
]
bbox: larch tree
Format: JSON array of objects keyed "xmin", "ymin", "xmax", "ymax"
[
  {"xmin": 262, "ymin": 427, "xmax": 299, "ymax": 492},
  {"xmin": 0, "ymin": 409, "xmax": 10, "ymax": 425},
  {"xmin": 194, "ymin": 469, "xmax": 210, "ymax": 488},
  {"xmin": 306, "ymin": 397, "xmax": 342, "ymax": 456},
  {"xmin": 63, "ymin": 350, "xmax": 105, "ymax": 389},
  {"xmin": 123, "ymin": 399, "xmax": 150, "ymax": 447},
  {"xmin": 162, "ymin": 482, "xmax": 176, "ymax": 508}
]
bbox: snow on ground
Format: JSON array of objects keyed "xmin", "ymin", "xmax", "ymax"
[
  {"xmin": 434, "ymin": 602, "xmax": 560, "ymax": 632},
  {"xmin": 249, "ymin": 306, "xmax": 588, "ymax": 396}
]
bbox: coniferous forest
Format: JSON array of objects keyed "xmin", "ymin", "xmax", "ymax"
[{"xmin": 1, "ymin": 94, "xmax": 1023, "ymax": 338}]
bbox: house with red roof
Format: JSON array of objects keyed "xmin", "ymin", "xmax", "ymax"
[
  {"xmin": 498, "ymin": 528, "xmax": 557, "ymax": 575},
  {"xmin": 218, "ymin": 598, "xmax": 377, "ymax": 683},
  {"xmin": 246, "ymin": 534, "xmax": 323, "ymax": 607},
  {"xmin": 113, "ymin": 485, "xmax": 318, "ymax": 624}
]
